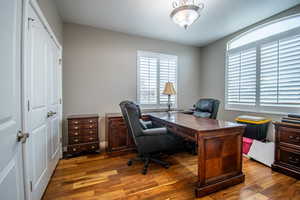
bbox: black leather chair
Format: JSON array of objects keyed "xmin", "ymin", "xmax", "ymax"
[
  {"xmin": 119, "ymin": 101, "xmax": 179, "ymax": 174},
  {"xmin": 193, "ymin": 98, "xmax": 220, "ymax": 119}
]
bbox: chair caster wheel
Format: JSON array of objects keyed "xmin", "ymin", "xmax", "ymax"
[
  {"xmin": 127, "ymin": 160, "xmax": 132, "ymax": 166},
  {"xmin": 142, "ymin": 168, "xmax": 147, "ymax": 175}
]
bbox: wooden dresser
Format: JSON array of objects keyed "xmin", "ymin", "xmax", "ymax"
[
  {"xmin": 67, "ymin": 114, "xmax": 100, "ymax": 156},
  {"xmin": 272, "ymin": 122, "xmax": 300, "ymax": 179}
]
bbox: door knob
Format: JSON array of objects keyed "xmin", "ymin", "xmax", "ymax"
[
  {"xmin": 47, "ymin": 111, "xmax": 57, "ymax": 118},
  {"xmin": 17, "ymin": 131, "xmax": 30, "ymax": 143}
]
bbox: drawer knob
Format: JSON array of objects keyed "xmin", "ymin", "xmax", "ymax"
[
  {"xmin": 73, "ymin": 148, "xmax": 77, "ymax": 151},
  {"xmin": 89, "ymin": 131, "xmax": 93, "ymax": 134},
  {"xmin": 89, "ymin": 125, "xmax": 93, "ymax": 128},
  {"xmin": 89, "ymin": 137, "xmax": 93, "ymax": 140},
  {"xmin": 74, "ymin": 132, "xmax": 78, "ymax": 136},
  {"xmin": 74, "ymin": 121, "xmax": 78, "ymax": 124},
  {"xmin": 91, "ymin": 146, "xmax": 95, "ymax": 149},
  {"xmin": 74, "ymin": 126, "xmax": 78, "ymax": 129},
  {"xmin": 89, "ymin": 120, "xmax": 93, "ymax": 123},
  {"xmin": 74, "ymin": 139, "xmax": 79, "ymax": 142}
]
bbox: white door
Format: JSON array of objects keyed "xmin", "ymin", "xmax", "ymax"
[
  {"xmin": 47, "ymin": 36, "xmax": 61, "ymax": 173},
  {"xmin": 26, "ymin": 6, "xmax": 51, "ymax": 200},
  {"xmin": 0, "ymin": 0, "xmax": 25, "ymax": 200}
]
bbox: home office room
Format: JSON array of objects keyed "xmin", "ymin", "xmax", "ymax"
[{"xmin": 1, "ymin": 0, "xmax": 300, "ymax": 199}]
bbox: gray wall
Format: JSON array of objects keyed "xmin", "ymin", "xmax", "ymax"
[
  {"xmin": 37, "ymin": 0, "xmax": 63, "ymax": 44},
  {"xmin": 199, "ymin": 5, "xmax": 300, "ymax": 141},
  {"xmin": 63, "ymin": 23, "xmax": 202, "ymax": 144}
]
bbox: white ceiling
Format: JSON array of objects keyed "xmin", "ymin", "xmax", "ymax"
[{"xmin": 55, "ymin": 0, "xmax": 300, "ymax": 47}]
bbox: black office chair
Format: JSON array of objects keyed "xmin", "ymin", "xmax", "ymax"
[
  {"xmin": 119, "ymin": 101, "xmax": 179, "ymax": 174},
  {"xmin": 193, "ymin": 98, "xmax": 220, "ymax": 119}
]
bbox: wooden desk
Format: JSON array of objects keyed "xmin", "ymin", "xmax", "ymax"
[{"xmin": 149, "ymin": 112, "xmax": 246, "ymax": 197}]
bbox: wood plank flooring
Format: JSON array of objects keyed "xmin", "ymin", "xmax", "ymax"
[{"xmin": 42, "ymin": 152, "xmax": 300, "ymax": 200}]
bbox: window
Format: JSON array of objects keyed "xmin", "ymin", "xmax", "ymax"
[
  {"xmin": 226, "ymin": 14, "xmax": 300, "ymax": 114},
  {"xmin": 137, "ymin": 51, "xmax": 177, "ymax": 108}
]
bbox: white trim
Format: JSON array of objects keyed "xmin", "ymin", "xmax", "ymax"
[
  {"xmin": 227, "ymin": 13, "xmax": 300, "ymax": 51},
  {"xmin": 29, "ymin": 0, "xmax": 62, "ymax": 49}
]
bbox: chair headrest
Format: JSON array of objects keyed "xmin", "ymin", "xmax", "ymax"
[{"xmin": 195, "ymin": 99, "xmax": 219, "ymax": 113}]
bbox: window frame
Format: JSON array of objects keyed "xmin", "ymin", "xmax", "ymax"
[
  {"xmin": 225, "ymin": 14, "xmax": 300, "ymax": 115},
  {"xmin": 137, "ymin": 50, "xmax": 178, "ymax": 109}
]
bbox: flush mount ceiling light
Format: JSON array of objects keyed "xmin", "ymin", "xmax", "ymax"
[{"xmin": 170, "ymin": 0, "xmax": 204, "ymax": 29}]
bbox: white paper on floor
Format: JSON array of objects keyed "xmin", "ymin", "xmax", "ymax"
[{"xmin": 248, "ymin": 140, "xmax": 275, "ymax": 167}]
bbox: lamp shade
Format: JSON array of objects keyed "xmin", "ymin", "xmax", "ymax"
[{"xmin": 162, "ymin": 82, "xmax": 176, "ymax": 95}]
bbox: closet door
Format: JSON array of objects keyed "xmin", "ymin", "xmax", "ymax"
[
  {"xmin": 47, "ymin": 36, "xmax": 61, "ymax": 173},
  {"xmin": 0, "ymin": 0, "xmax": 25, "ymax": 199},
  {"xmin": 26, "ymin": 6, "xmax": 51, "ymax": 200}
]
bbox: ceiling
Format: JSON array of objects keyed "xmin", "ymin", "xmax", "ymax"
[{"xmin": 55, "ymin": 0, "xmax": 300, "ymax": 47}]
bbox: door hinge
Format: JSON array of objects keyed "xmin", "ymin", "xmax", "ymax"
[
  {"xmin": 28, "ymin": 17, "xmax": 35, "ymax": 30},
  {"xmin": 27, "ymin": 100, "xmax": 30, "ymax": 111},
  {"xmin": 30, "ymin": 181, "xmax": 33, "ymax": 192},
  {"xmin": 59, "ymin": 98, "xmax": 62, "ymax": 104}
]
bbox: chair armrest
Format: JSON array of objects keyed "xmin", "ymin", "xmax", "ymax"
[
  {"xmin": 141, "ymin": 127, "xmax": 168, "ymax": 135},
  {"xmin": 142, "ymin": 120, "xmax": 153, "ymax": 128}
]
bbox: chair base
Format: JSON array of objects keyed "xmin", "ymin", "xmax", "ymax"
[{"xmin": 127, "ymin": 155, "xmax": 170, "ymax": 175}]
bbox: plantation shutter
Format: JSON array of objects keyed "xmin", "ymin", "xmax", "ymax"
[
  {"xmin": 227, "ymin": 48, "xmax": 257, "ymax": 105},
  {"xmin": 138, "ymin": 54, "xmax": 158, "ymax": 105},
  {"xmin": 159, "ymin": 55, "xmax": 177, "ymax": 105},
  {"xmin": 260, "ymin": 35, "xmax": 300, "ymax": 106},
  {"xmin": 138, "ymin": 51, "xmax": 178, "ymax": 107}
]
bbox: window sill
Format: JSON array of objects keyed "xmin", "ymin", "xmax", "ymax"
[{"xmin": 224, "ymin": 107, "xmax": 289, "ymax": 116}]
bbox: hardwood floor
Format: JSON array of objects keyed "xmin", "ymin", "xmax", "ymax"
[{"xmin": 43, "ymin": 152, "xmax": 300, "ymax": 200}]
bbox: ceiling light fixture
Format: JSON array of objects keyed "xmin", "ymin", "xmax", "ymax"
[{"xmin": 170, "ymin": 0, "xmax": 204, "ymax": 29}]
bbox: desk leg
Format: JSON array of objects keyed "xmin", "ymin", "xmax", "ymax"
[{"xmin": 195, "ymin": 128, "xmax": 245, "ymax": 197}]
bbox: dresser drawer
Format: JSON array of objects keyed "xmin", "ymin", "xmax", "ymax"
[
  {"xmin": 278, "ymin": 147, "xmax": 300, "ymax": 169},
  {"xmin": 69, "ymin": 119, "xmax": 81, "ymax": 125},
  {"xmin": 81, "ymin": 123, "xmax": 97, "ymax": 129},
  {"xmin": 81, "ymin": 118, "xmax": 98, "ymax": 124},
  {"xmin": 69, "ymin": 137, "xmax": 81, "ymax": 145},
  {"xmin": 69, "ymin": 130, "xmax": 80, "ymax": 137},
  {"xmin": 81, "ymin": 129, "xmax": 98, "ymax": 135},
  {"xmin": 69, "ymin": 124, "xmax": 81, "ymax": 130},
  {"xmin": 279, "ymin": 126, "xmax": 300, "ymax": 147},
  {"xmin": 82, "ymin": 135, "xmax": 98, "ymax": 143},
  {"xmin": 85, "ymin": 143, "xmax": 99, "ymax": 151},
  {"xmin": 68, "ymin": 145, "xmax": 82, "ymax": 154}
]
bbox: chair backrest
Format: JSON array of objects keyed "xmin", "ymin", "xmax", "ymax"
[
  {"xmin": 119, "ymin": 101, "xmax": 144, "ymax": 146},
  {"xmin": 193, "ymin": 98, "xmax": 220, "ymax": 119}
]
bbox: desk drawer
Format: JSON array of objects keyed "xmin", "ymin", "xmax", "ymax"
[
  {"xmin": 278, "ymin": 147, "xmax": 300, "ymax": 169},
  {"xmin": 279, "ymin": 126, "xmax": 300, "ymax": 148}
]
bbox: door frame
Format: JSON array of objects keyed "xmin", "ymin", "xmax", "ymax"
[{"xmin": 21, "ymin": 0, "xmax": 63, "ymax": 199}]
